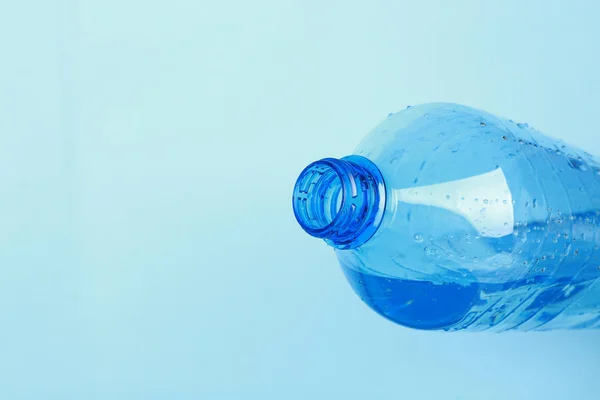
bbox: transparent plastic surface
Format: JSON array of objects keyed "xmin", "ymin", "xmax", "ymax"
[{"xmin": 294, "ymin": 103, "xmax": 600, "ymax": 332}]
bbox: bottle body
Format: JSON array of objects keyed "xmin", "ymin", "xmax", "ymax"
[
  {"xmin": 294, "ymin": 103, "xmax": 600, "ymax": 332},
  {"xmin": 341, "ymin": 103, "xmax": 600, "ymax": 332}
]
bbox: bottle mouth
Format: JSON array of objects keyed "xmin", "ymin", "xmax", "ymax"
[
  {"xmin": 292, "ymin": 156, "xmax": 386, "ymax": 249},
  {"xmin": 292, "ymin": 159, "xmax": 347, "ymax": 237}
]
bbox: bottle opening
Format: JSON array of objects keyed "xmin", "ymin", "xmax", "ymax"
[
  {"xmin": 293, "ymin": 160, "xmax": 345, "ymax": 233},
  {"xmin": 292, "ymin": 155, "xmax": 386, "ymax": 249}
]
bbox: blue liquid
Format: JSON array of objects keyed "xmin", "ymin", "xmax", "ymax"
[
  {"xmin": 293, "ymin": 103, "xmax": 600, "ymax": 331},
  {"xmin": 341, "ymin": 263, "xmax": 480, "ymax": 330},
  {"xmin": 341, "ymin": 263, "xmax": 600, "ymax": 332}
]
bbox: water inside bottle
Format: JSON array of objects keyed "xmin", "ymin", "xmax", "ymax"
[{"xmin": 340, "ymin": 209, "xmax": 600, "ymax": 332}]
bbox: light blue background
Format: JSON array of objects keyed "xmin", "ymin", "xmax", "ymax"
[{"xmin": 2, "ymin": 1, "xmax": 600, "ymax": 399}]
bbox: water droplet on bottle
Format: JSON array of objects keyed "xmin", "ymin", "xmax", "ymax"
[
  {"xmin": 483, "ymin": 199, "xmax": 489, "ymax": 204},
  {"xmin": 503, "ymin": 200, "xmax": 508, "ymax": 205},
  {"xmin": 387, "ymin": 112, "xmax": 394, "ymax": 117},
  {"xmin": 461, "ymin": 196, "xmax": 465, "ymax": 200},
  {"xmin": 502, "ymin": 135, "xmax": 508, "ymax": 141},
  {"xmin": 446, "ymin": 195, "xmax": 451, "ymax": 200},
  {"xmin": 406, "ymin": 105, "xmax": 412, "ymax": 109},
  {"xmin": 556, "ymin": 218, "xmax": 563, "ymax": 224},
  {"xmin": 532, "ymin": 199, "xmax": 537, "ymax": 208},
  {"xmin": 414, "ymin": 233, "xmax": 424, "ymax": 243},
  {"xmin": 480, "ymin": 121, "xmax": 486, "ymax": 127},
  {"xmin": 517, "ymin": 122, "xmax": 529, "ymax": 128},
  {"xmin": 358, "ymin": 280, "xmax": 363, "ymax": 285},
  {"xmin": 473, "ymin": 257, "xmax": 479, "ymax": 262},
  {"xmin": 474, "ymin": 198, "xmax": 479, "ymax": 203},
  {"xmin": 553, "ymin": 238, "xmax": 558, "ymax": 243}
]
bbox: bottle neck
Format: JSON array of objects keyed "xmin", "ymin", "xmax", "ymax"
[{"xmin": 292, "ymin": 155, "xmax": 386, "ymax": 249}]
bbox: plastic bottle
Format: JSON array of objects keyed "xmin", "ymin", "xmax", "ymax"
[{"xmin": 292, "ymin": 103, "xmax": 600, "ymax": 332}]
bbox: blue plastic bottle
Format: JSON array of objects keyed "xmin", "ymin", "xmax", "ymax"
[{"xmin": 292, "ymin": 103, "xmax": 600, "ymax": 332}]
